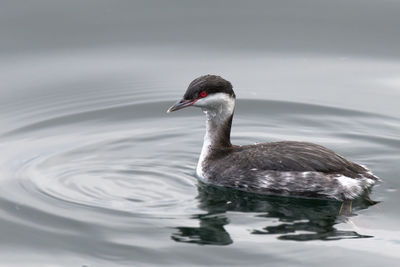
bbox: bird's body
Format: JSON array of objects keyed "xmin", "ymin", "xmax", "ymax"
[
  {"xmin": 198, "ymin": 141, "xmax": 377, "ymax": 200},
  {"xmin": 168, "ymin": 75, "xmax": 379, "ymax": 202}
]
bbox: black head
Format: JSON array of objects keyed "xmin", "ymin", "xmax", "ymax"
[
  {"xmin": 183, "ymin": 75, "xmax": 235, "ymax": 100},
  {"xmin": 167, "ymin": 75, "xmax": 235, "ymax": 113}
]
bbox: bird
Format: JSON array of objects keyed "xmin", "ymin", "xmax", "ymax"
[{"xmin": 167, "ymin": 75, "xmax": 379, "ymax": 212}]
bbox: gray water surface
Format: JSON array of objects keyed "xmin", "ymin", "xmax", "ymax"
[{"xmin": 1, "ymin": 1, "xmax": 400, "ymax": 266}]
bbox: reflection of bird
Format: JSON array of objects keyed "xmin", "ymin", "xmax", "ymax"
[
  {"xmin": 171, "ymin": 184, "xmax": 373, "ymax": 244},
  {"xmin": 167, "ymin": 75, "xmax": 379, "ymax": 210}
]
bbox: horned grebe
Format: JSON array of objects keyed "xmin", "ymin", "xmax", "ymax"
[{"xmin": 167, "ymin": 75, "xmax": 379, "ymax": 207}]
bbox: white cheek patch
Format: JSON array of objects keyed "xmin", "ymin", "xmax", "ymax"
[
  {"xmin": 194, "ymin": 93, "xmax": 235, "ymax": 120},
  {"xmin": 195, "ymin": 93, "xmax": 234, "ymax": 109}
]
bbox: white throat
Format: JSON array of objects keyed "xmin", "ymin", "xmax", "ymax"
[{"xmin": 195, "ymin": 93, "xmax": 235, "ymax": 180}]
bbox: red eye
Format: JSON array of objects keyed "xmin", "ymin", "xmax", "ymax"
[{"xmin": 200, "ymin": 91, "xmax": 207, "ymax": 98}]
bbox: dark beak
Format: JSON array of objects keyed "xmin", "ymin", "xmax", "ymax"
[{"xmin": 167, "ymin": 99, "xmax": 196, "ymax": 113}]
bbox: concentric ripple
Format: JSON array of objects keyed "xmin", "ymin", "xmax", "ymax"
[
  {"xmin": 4, "ymin": 111, "xmax": 203, "ymax": 216},
  {"xmin": 21, "ymin": 140, "xmax": 196, "ymax": 214}
]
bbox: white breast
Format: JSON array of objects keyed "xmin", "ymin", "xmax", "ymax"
[{"xmin": 196, "ymin": 123, "xmax": 213, "ymax": 181}]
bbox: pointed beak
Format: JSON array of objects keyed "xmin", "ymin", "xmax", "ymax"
[{"xmin": 167, "ymin": 99, "xmax": 196, "ymax": 113}]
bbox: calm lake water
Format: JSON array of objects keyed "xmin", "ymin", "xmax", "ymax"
[{"xmin": 1, "ymin": 1, "xmax": 400, "ymax": 266}]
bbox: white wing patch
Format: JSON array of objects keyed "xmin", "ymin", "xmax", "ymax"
[
  {"xmin": 335, "ymin": 175, "xmax": 362, "ymax": 199},
  {"xmin": 252, "ymin": 171, "xmax": 376, "ymax": 200}
]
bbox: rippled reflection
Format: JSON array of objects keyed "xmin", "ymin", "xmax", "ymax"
[{"xmin": 172, "ymin": 184, "xmax": 375, "ymax": 245}]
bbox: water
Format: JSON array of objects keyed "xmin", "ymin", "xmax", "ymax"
[{"xmin": 1, "ymin": 1, "xmax": 400, "ymax": 266}]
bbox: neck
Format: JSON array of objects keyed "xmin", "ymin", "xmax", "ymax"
[
  {"xmin": 196, "ymin": 95, "xmax": 235, "ymax": 179},
  {"xmin": 203, "ymin": 109, "xmax": 234, "ymax": 148},
  {"xmin": 202, "ymin": 94, "xmax": 235, "ymax": 148}
]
